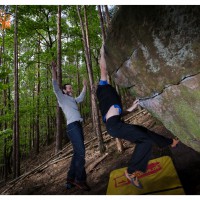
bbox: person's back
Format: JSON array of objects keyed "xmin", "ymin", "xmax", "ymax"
[{"xmin": 96, "ymin": 83, "xmax": 122, "ymax": 119}]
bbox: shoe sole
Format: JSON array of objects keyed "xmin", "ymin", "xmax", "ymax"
[{"xmin": 124, "ymin": 170, "xmax": 143, "ymax": 189}]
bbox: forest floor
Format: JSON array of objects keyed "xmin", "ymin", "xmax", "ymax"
[{"xmin": 0, "ymin": 108, "xmax": 200, "ymax": 195}]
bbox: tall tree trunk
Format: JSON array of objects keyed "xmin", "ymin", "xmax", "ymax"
[
  {"xmin": 3, "ymin": 28, "xmax": 9, "ymax": 181},
  {"xmin": 97, "ymin": 6, "xmax": 106, "ymax": 43},
  {"xmin": 29, "ymin": 99, "xmax": 34, "ymax": 152},
  {"xmin": 13, "ymin": 5, "xmax": 20, "ymax": 178},
  {"xmin": 7, "ymin": 75, "xmax": 12, "ymax": 176},
  {"xmin": 35, "ymin": 37, "xmax": 41, "ymax": 154},
  {"xmin": 104, "ymin": 5, "xmax": 111, "ymax": 29},
  {"xmin": 32, "ymin": 84, "xmax": 35, "ymax": 148},
  {"xmin": 46, "ymin": 66, "xmax": 51, "ymax": 145},
  {"xmin": 29, "ymin": 112, "xmax": 32, "ymax": 152},
  {"xmin": 55, "ymin": 5, "xmax": 63, "ymax": 154},
  {"xmin": 76, "ymin": 54, "xmax": 83, "ymax": 116},
  {"xmin": 0, "ymin": 25, "xmax": 8, "ymax": 181},
  {"xmin": 97, "ymin": 5, "xmax": 111, "ymax": 84},
  {"xmin": 3, "ymin": 138, "xmax": 7, "ymax": 182},
  {"xmin": 77, "ymin": 5, "xmax": 105, "ymax": 153},
  {"xmin": 99, "ymin": 5, "xmax": 124, "ymax": 153}
]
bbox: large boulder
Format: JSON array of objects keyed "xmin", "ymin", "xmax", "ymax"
[{"xmin": 105, "ymin": 5, "xmax": 200, "ymax": 152}]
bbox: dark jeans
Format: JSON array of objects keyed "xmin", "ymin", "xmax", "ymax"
[
  {"xmin": 106, "ymin": 115, "xmax": 173, "ymax": 174},
  {"xmin": 66, "ymin": 121, "xmax": 86, "ymax": 182}
]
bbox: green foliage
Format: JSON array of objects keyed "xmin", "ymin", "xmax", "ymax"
[
  {"xmin": 0, "ymin": 129, "xmax": 12, "ymax": 138},
  {"xmin": 0, "ymin": 4, "xmax": 106, "ymax": 163},
  {"xmin": 0, "ymin": 129, "xmax": 13, "ymax": 159},
  {"xmin": 0, "ymin": 112, "xmax": 13, "ymax": 123}
]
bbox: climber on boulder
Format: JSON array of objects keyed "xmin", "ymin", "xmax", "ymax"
[{"xmin": 96, "ymin": 45, "xmax": 179, "ymax": 189}]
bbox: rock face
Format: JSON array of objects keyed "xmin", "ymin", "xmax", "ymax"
[{"xmin": 105, "ymin": 6, "xmax": 200, "ymax": 152}]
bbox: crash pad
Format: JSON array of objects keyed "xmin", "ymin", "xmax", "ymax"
[{"xmin": 106, "ymin": 156, "xmax": 185, "ymax": 195}]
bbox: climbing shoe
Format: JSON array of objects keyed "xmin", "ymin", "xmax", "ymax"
[
  {"xmin": 125, "ymin": 169, "xmax": 143, "ymax": 189},
  {"xmin": 74, "ymin": 181, "xmax": 91, "ymax": 191}
]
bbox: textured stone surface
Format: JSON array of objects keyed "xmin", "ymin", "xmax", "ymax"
[
  {"xmin": 105, "ymin": 6, "xmax": 200, "ymax": 152},
  {"xmin": 139, "ymin": 74, "xmax": 200, "ymax": 152}
]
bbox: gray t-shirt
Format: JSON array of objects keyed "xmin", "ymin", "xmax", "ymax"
[{"xmin": 52, "ymin": 80, "xmax": 86, "ymax": 125}]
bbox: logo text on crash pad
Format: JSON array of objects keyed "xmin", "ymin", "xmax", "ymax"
[{"xmin": 113, "ymin": 162, "xmax": 162, "ymax": 188}]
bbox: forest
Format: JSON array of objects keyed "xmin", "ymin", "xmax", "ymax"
[
  {"xmin": 0, "ymin": 5, "xmax": 127, "ymax": 184},
  {"xmin": 1, "ymin": 4, "xmax": 200, "ymax": 195}
]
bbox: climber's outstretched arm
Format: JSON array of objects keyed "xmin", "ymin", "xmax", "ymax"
[
  {"xmin": 122, "ymin": 99, "xmax": 139, "ymax": 116},
  {"xmin": 126, "ymin": 99, "xmax": 139, "ymax": 112},
  {"xmin": 99, "ymin": 45, "xmax": 107, "ymax": 81}
]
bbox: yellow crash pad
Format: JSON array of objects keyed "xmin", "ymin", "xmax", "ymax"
[{"xmin": 106, "ymin": 156, "xmax": 185, "ymax": 195}]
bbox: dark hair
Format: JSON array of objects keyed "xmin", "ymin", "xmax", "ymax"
[
  {"xmin": 62, "ymin": 83, "xmax": 71, "ymax": 94},
  {"xmin": 62, "ymin": 83, "xmax": 71, "ymax": 90}
]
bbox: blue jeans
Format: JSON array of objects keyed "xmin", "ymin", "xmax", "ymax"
[{"xmin": 66, "ymin": 121, "xmax": 86, "ymax": 182}]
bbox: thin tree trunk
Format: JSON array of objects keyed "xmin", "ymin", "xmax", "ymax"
[
  {"xmin": 46, "ymin": 66, "xmax": 51, "ymax": 145},
  {"xmin": 35, "ymin": 37, "xmax": 41, "ymax": 154},
  {"xmin": 32, "ymin": 85, "xmax": 35, "ymax": 148},
  {"xmin": 76, "ymin": 54, "xmax": 82, "ymax": 116},
  {"xmin": 46, "ymin": 114, "xmax": 51, "ymax": 145},
  {"xmin": 77, "ymin": 6, "xmax": 105, "ymax": 153},
  {"xmin": 13, "ymin": 5, "xmax": 20, "ymax": 178},
  {"xmin": 104, "ymin": 5, "xmax": 111, "ymax": 29},
  {"xmin": 84, "ymin": 11, "xmax": 91, "ymax": 63},
  {"xmin": 97, "ymin": 5, "xmax": 106, "ymax": 43},
  {"xmin": 7, "ymin": 74, "xmax": 12, "ymax": 176},
  {"xmin": 99, "ymin": 5, "xmax": 124, "ymax": 153},
  {"xmin": 4, "ymin": 53, "xmax": 8, "ymax": 181},
  {"xmin": 55, "ymin": 5, "xmax": 63, "ymax": 154},
  {"xmin": 3, "ymin": 138, "xmax": 7, "ymax": 182},
  {"xmin": 29, "ymin": 99, "xmax": 33, "ymax": 152},
  {"xmin": 97, "ymin": 5, "xmax": 111, "ymax": 84},
  {"xmin": 1, "ymin": 26, "xmax": 8, "ymax": 181},
  {"xmin": 29, "ymin": 113, "xmax": 32, "ymax": 152}
]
